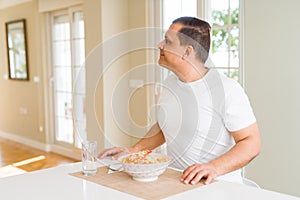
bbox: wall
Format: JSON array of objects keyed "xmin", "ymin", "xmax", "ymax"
[
  {"xmin": 244, "ymin": 0, "xmax": 300, "ymax": 196},
  {"xmin": 0, "ymin": 0, "xmax": 45, "ymax": 143},
  {"xmin": 97, "ymin": 0, "xmax": 150, "ymax": 148},
  {"xmin": 83, "ymin": 0, "xmax": 104, "ymax": 150},
  {"xmin": 0, "ymin": 0, "xmax": 151, "ymax": 155},
  {"xmin": 100, "ymin": 0, "xmax": 131, "ymax": 148},
  {"xmin": 38, "ymin": 0, "xmax": 82, "ymax": 12},
  {"xmin": 128, "ymin": 0, "xmax": 150, "ymax": 144}
]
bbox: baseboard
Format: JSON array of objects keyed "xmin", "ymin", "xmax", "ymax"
[
  {"xmin": 0, "ymin": 130, "xmax": 51, "ymax": 152},
  {"xmin": 50, "ymin": 144, "xmax": 81, "ymax": 160},
  {"xmin": 0, "ymin": 130, "xmax": 81, "ymax": 160}
]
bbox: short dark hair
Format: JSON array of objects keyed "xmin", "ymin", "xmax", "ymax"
[{"xmin": 172, "ymin": 17, "xmax": 211, "ymax": 63}]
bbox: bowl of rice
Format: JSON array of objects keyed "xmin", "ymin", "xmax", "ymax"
[{"xmin": 118, "ymin": 150, "xmax": 171, "ymax": 182}]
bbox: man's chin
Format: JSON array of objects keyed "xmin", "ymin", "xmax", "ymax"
[
  {"xmin": 158, "ymin": 63, "xmax": 171, "ymax": 71},
  {"xmin": 158, "ymin": 60, "xmax": 167, "ymax": 67}
]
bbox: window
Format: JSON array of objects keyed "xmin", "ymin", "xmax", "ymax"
[
  {"xmin": 162, "ymin": 0, "xmax": 197, "ymax": 30},
  {"xmin": 161, "ymin": 0, "xmax": 242, "ymax": 82},
  {"xmin": 206, "ymin": 0, "xmax": 241, "ymax": 81},
  {"xmin": 51, "ymin": 8, "xmax": 86, "ymax": 149}
]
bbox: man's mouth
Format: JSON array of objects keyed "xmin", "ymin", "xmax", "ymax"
[{"xmin": 159, "ymin": 50, "xmax": 164, "ymax": 57}]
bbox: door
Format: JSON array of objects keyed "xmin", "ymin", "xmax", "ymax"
[{"xmin": 50, "ymin": 7, "xmax": 86, "ymax": 150}]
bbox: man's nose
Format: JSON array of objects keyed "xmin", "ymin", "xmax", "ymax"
[{"xmin": 157, "ymin": 40, "xmax": 165, "ymax": 49}]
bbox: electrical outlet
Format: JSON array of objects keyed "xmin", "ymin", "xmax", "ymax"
[
  {"xmin": 129, "ymin": 79, "xmax": 144, "ymax": 89},
  {"xmin": 19, "ymin": 107, "xmax": 28, "ymax": 115},
  {"xmin": 33, "ymin": 76, "xmax": 40, "ymax": 83}
]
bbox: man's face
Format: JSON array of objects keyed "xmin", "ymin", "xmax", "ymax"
[{"xmin": 158, "ymin": 23, "xmax": 186, "ymax": 70}]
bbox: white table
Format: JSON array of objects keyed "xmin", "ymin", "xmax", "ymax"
[{"xmin": 0, "ymin": 162, "xmax": 299, "ymax": 200}]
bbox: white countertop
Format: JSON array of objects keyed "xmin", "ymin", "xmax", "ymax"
[{"xmin": 0, "ymin": 162, "xmax": 299, "ymax": 200}]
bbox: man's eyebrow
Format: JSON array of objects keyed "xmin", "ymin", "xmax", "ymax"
[{"xmin": 165, "ymin": 35, "xmax": 171, "ymax": 41}]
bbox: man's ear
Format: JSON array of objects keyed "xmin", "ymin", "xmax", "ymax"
[{"xmin": 182, "ymin": 46, "xmax": 193, "ymax": 59}]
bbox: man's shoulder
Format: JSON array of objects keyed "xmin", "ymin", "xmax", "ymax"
[
  {"xmin": 163, "ymin": 73, "xmax": 178, "ymax": 84},
  {"xmin": 205, "ymin": 69, "xmax": 241, "ymax": 91}
]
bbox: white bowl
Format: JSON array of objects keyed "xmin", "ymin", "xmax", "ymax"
[{"xmin": 118, "ymin": 153, "xmax": 170, "ymax": 182}]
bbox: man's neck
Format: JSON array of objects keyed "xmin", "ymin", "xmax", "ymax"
[{"xmin": 177, "ymin": 64, "xmax": 209, "ymax": 83}]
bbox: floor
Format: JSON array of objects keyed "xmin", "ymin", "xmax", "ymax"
[{"xmin": 0, "ymin": 137, "xmax": 78, "ymax": 177}]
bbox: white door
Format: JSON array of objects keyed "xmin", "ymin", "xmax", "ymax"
[{"xmin": 50, "ymin": 7, "xmax": 86, "ymax": 149}]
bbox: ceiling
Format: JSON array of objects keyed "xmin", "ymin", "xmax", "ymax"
[{"xmin": 0, "ymin": 0, "xmax": 31, "ymax": 9}]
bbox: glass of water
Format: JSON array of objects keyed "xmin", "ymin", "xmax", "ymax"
[{"xmin": 82, "ymin": 140, "xmax": 97, "ymax": 176}]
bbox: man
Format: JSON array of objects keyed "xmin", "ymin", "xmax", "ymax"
[{"xmin": 98, "ymin": 17, "xmax": 261, "ymax": 185}]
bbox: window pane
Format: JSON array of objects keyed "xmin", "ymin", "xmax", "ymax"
[
  {"xmin": 216, "ymin": 68, "xmax": 238, "ymax": 81},
  {"xmin": 55, "ymin": 91, "xmax": 73, "ymax": 144},
  {"xmin": 230, "ymin": 0, "xmax": 239, "ymax": 9},
  {"xmin": 211, "ymin": 51, "xmax": 229, "ymax": 68},
  {"xmin": 212, "ymin": 28, "xmax": 229, "ymax": 52},
  {"xmin": 53, "ymin": 41, "xmax": 71, "ymax": 66},
  {"xmin": 53, "ymin": 15, "xmax": 70, "ymax": 41},
  {"xmin": 56, "ymin": 117, "xmax": 73, "ymax": 143},
  {"xmin": 217, "ymin": 68, "xmax": 230, "ymax": 77},
  {"xmin": 73, "ymin": 39, "xmax": 85, "ymax": 66},
  {"xmin": 74, "ymin": 94, "xmax": 86, "ymax": 119},
  {"xmin": 212, "ymin": 28, "xmax": 229, "ymax": 67},
  {"xmin": 162, "ymin": 0, "xmax": 197, "ymax": 29},
  {"xmin": 55, "ymin": 67, "xmax": 72, "ymax": 92},
  {"xmin": 55, "ymin": 92, "xmax": 72, "ymax": 118},
  {"xmin": 163, "ymin": 0, "xmax": 180, "ymax": 29},
  {"xmin": 211, "ymin": 0, "xmax": 229, "ymax": 11},
  {"xmin": 74, "ymin": 78, "xmax": 86, "ymax": 148},
  {"xmin": 181, "ymin": 0, "xmax": 197, "ymax": 17},
  {"xmin": 229, "ymin": 26, "xmax": 239, "ymax": 68},
  {"xmin": 73, "ymin": 11, "xmax": 85, "ymax": 39},
  {"xmin": 230, "ymin": 0, "xmax": 239, "ymax": 24},
  {"xmin": 230, "ymin": 51, "xmax": 239, "ymax": 68},
  {"xmin": 74, "ymin": 118, "xmax": 86, "ymax": 148},
  {"xmin": 229, "ymin": 68, "xmax": 239, "ymax": 81},
  {"xmin": 74, "ymin": 67, "xmax": 86, "ymax": 94},
  {"xmin": 230, "ymin": 26, "xmax": 239, "ymax": 51},
  {"xmin": 211, "ymin": 0, "xmax": 229, "ymax": 26}
]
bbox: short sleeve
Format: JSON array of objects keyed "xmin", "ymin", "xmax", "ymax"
[{"xmin": 224, "ymin": 84, "xmax": 256, "ymax": 132}]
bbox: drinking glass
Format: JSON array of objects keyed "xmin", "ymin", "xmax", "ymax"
[{"xmin": 82, "ymin": 140, "xmax": 97, "ymax": 175}]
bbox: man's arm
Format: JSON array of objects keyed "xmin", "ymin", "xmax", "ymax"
[
  {"xmin": 98, "ymin": 122, "xmax": 165, "ymax": 159},
  {"xmin": 181, "ymin": 122, "xmax": 261, "ymax": 185},
  {"xmin": 131, "ymin": 122, "xmax": 166, "ymax": 152}
]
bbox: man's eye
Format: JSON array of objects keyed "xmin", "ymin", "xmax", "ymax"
[{"xmin": 165, "ymin": 39, "xmax": 170, "ymax": 44}]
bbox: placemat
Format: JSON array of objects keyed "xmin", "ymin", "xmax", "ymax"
[{"xmin": 70, "ymin": 167, "xmax": 204, "ymax": 200}]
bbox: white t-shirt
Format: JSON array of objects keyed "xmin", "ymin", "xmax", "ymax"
[{"xmin": 157, "ymin": 69, "xmax": 256, "ymax": 184}]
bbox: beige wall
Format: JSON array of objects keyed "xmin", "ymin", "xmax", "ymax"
[
  {"xmin": 0, "ymin": 0, "xmax": 45, "ymax": 143},
  {"xmin": 100, "ymin": 0, "xmax": 149, "ymax": 148},
  {"xmin": 38, "ymin": 0, "xmax": 82, "ymax": 12},
  {"xmin": 244, "ymin": 0, "xmax": 300, "ymax": 196},
  {"xmin": 0, "ymin": 0, "xmax": 150, "ymax": 152},
  {"xmin": 101, "ymin": 0, "xmax": 131, "ymax": 148},
  {"xmin": 83, "ymin": 0, "xmax": 104, "ymax": 150}
]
